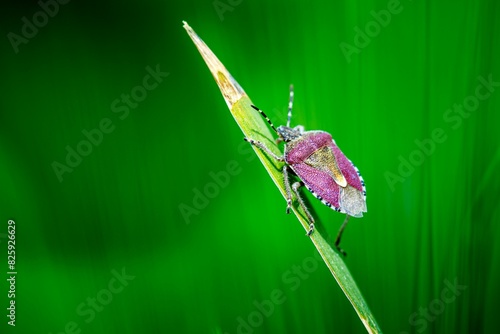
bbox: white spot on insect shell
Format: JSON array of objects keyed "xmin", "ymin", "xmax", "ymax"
[{"xmin": 339, "ymin": 185, "xmax": 366, "ymax": 218}]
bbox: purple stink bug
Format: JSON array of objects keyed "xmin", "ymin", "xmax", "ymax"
[{"xmin": 244, "ymin": 85, "xmax": 366, "ymax": 255}]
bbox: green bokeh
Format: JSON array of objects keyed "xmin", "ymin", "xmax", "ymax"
[{"xmin": 1, "ymin": 0, "xmax": 499, "ymax": 333}]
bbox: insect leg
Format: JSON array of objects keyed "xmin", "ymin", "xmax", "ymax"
[
  {"xmin": 282, "ymin": 165, "xmax": 293, "ymax": 214},
  {"xmin": 243, "ymin": 138, "xmax": 284, "ymax": 162},
  {"xmin": 291, "ymin": 182, "xmax": 315, "ymax": 236},
  {"xmin": 334, "ymin": 215, "xmax": 350, "ymax": 256}
]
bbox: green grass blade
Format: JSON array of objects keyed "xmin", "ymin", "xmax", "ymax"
[{"xmin": 183, "ymin": 21, "xmax": 382, "ymax": 334}]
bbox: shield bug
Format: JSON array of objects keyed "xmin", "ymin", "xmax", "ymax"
[{"xmin": 244, "ymin": 85, "xmax": 366, "ymax": 255}]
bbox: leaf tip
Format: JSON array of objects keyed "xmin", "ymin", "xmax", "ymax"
[{"xmin": 183, "ymin": 22, "xmax": 246, "ymax": 109}]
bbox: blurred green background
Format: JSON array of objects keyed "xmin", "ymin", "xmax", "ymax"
[{"xmin": 1, "ymin": 0, "xmax": 499, "ymax": 333}]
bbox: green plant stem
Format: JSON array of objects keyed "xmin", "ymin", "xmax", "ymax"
[{"xmin": 183, "ymin": 21, "xmax": 382, "ymax": 334}]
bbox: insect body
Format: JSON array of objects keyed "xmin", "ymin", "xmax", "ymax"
[{"xmin": 244, "ymin": 86, "xmax": 366, "ymax": 255}]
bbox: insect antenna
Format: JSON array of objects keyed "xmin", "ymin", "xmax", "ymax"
[
  {"xmin": 251, "ymin": 105, "xmax": 278, "ymax": 133},
  {"xmin": 287, "ymin": 84, "xmax": 294, "ymax": 127}
]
